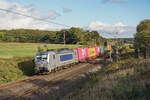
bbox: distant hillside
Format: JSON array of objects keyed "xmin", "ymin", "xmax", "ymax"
[{"xmin": 109, "ymin": 38, "xmax": 134, "ymax": 44}]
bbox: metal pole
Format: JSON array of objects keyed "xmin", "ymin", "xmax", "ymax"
[
  {"xmin": 64, "ymin": 31, "xmax": 66, "ymax": 46},
  {"xmin": 148, "ymin": 47, "xmax": 150, "ymax": 59},
  {"xmin": 115, "ymin": 34, "xmax": 118, "ymax": 62},
  {"xmin": 146, "ymin": 47, "xmax": 148, "ymax": 59},
  {"xmin": 110, "ymin": 48, "xmax": 112, "ymax": 62},
  {"xmin": 138, "ymin": 48, "xmax": 140, "ymax": 58},
  {"xmin": 95, "ymin": 39, "xmax": 97, "ymax": 46}
]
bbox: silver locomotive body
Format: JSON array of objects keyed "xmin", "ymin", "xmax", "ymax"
[{"xmin": 34, "ymin": 49, "xmax": 78, "ymax": 74}]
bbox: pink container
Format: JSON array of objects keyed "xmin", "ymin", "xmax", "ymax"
[
  {"xmin": 76, "ymin": 48, "xmax": 88, "ymax": 61},
  {"xmin": 84, "ymin": 48, "xmax": 89, "ymax": 58},
  {"xmin": 99, "ymin": 47, "xmax": 101, "ymax": 55},
  {"xmin": 95, "ymin": 46, "xmax": 101, "ymax": 56}
]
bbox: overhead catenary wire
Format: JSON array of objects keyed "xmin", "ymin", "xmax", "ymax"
[{"xmin": 0, "ymin": 8, "xmax": 71, "ymax": 28}]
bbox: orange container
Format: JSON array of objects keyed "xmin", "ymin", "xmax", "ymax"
[{"xmin": 107, "ymin": 45, "xmax": 111, "ymax": 51}]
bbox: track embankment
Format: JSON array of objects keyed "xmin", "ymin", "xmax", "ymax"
[{"xmin": 0, "ymin": 58, "xmax": 104, "ymax": 100}]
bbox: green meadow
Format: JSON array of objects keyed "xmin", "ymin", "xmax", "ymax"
[{"xmin": 0, "ymin": 42, "xmax": 82, "ymax": 58}]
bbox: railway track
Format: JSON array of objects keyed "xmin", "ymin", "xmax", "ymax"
[{"xmin": 0, "ymin": 58, "xmax": 103, "ymax": 100}]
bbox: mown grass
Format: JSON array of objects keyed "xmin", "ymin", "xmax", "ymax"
[
  {"xmin": 64, "ymin": 58, "xmax": 150, "ymax": 100},
  {"xmin": 0, "ymin": 57, "xmax": 34, "ymax": 84},
  {"xmin": 0, "ymin": 42, "xmax": 82, "ymax": 58}
]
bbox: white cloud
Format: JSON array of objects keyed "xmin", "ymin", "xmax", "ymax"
[
  {"xmin": 43, "ymin": 10, "xmax": 61, "ymax": 20},
  {"xmin": 0, "ymin": 0, "xmax": 63, "ymax": 30},
  {"xmin": 87, "ymin": 21, "xmax": 136, "ymax": 38}
]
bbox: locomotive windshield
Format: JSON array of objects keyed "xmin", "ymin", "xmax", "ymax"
[{"xmin": 36, "ymin": 53, "xmax": 48, "ymax": 61}]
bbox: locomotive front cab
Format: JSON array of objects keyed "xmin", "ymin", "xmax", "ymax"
[{"xmin": 34, "ymin": 52, "xmax": 49, "ymax": 74}]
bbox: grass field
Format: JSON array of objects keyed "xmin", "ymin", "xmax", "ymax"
[{"xmin": 0, "ymin": 42, "xmax": 82, "ymax": 58}]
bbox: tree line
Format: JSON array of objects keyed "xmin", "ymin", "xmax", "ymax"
[{"xmin": 0, "ymin": 27, "xmax": 105, "ymax": 45}]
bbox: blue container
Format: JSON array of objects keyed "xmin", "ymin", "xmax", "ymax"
[{"xmin": 60, "ymin": 54, "xmax": 73, "ymax": 61}]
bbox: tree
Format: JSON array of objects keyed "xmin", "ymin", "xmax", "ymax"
[
  {"xmin": 56, "ymin": 29, "xmax": 78, "ymax": 44},
  {"xmin": 137, "ymin": 20, "xmax": 150, "ymax": 33},
  {"xmin": 134, "ymin": 19, "xmax": 150, "ymax": 58},
  {"xmin": 0, "ymin": 32, "xmax": 5, "ymax": 40},
  {"xmin": 68, "ymin": 27, "xmax": 84, "ymax": 44}
]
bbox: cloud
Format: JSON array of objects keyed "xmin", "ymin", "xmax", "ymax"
[
  {"xmin": 0, "ymin": 0, "xmax": 63, "ymax": 30},
  {"xmin": 102, "ymin": 0, "xmax": 123, "ymax": 3},
  {"xmin": 63, "ymin": 8, "xmax": 72, "ymax": 13},
  {"xmin": 86, "ymin": 21, "xmax": 136, "ymax": 38},
  {"xmin": 43, "ymin": 10, "xmax": 61, "ymax": 20}
]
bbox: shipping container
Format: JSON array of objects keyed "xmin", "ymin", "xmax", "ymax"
[
  {"xmin": 95, "ymin": 46, "xmax": 101, "ymax": 56},
  {"xmin": 88, "ymin": 47, "xmax": 96, "ymax": 58},
  {"xmin": 76, "ymin": 48, "xmax": 88, "ymax": 61},
  {"xmin": 106, "ymin": 45, "xmax": 111, "ymax": 51},
  {"xmin": 101, "ymin": 46, "xmax": 105, "ymax": 54},
  {"xmin": 84, "ymin": 48, "xmax": 89, "ymax": 58}
]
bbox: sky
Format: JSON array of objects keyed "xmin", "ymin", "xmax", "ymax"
[{"xmin": 0, "ymin": 0, "xmax": 150, "ymax": 38}]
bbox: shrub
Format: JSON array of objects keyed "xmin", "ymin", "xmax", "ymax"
[{"xmin": 0, "ymin": 57, "xmax": 34, "ymax": 84}]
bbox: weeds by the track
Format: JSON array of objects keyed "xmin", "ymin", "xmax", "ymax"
[
  {"xmin": 0, "ymin": 57, "xmax": 34, "ymax": 84},
  {"xmin": 64, "ymin": 58, "xmax": 150, "ymax": 100}
]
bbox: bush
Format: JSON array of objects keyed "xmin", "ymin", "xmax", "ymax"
[
  {"xmin": 0, "ymin": 57, "xmax": 34, "ymax": 84},
  {"xmin": 64, "ymin": 58, "xmax": 150, "ymax": 100}
]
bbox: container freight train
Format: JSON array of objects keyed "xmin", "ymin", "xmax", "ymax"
[{"xmin": 34, "ymin": 46, "xmax": 106, "ymax": 74}]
